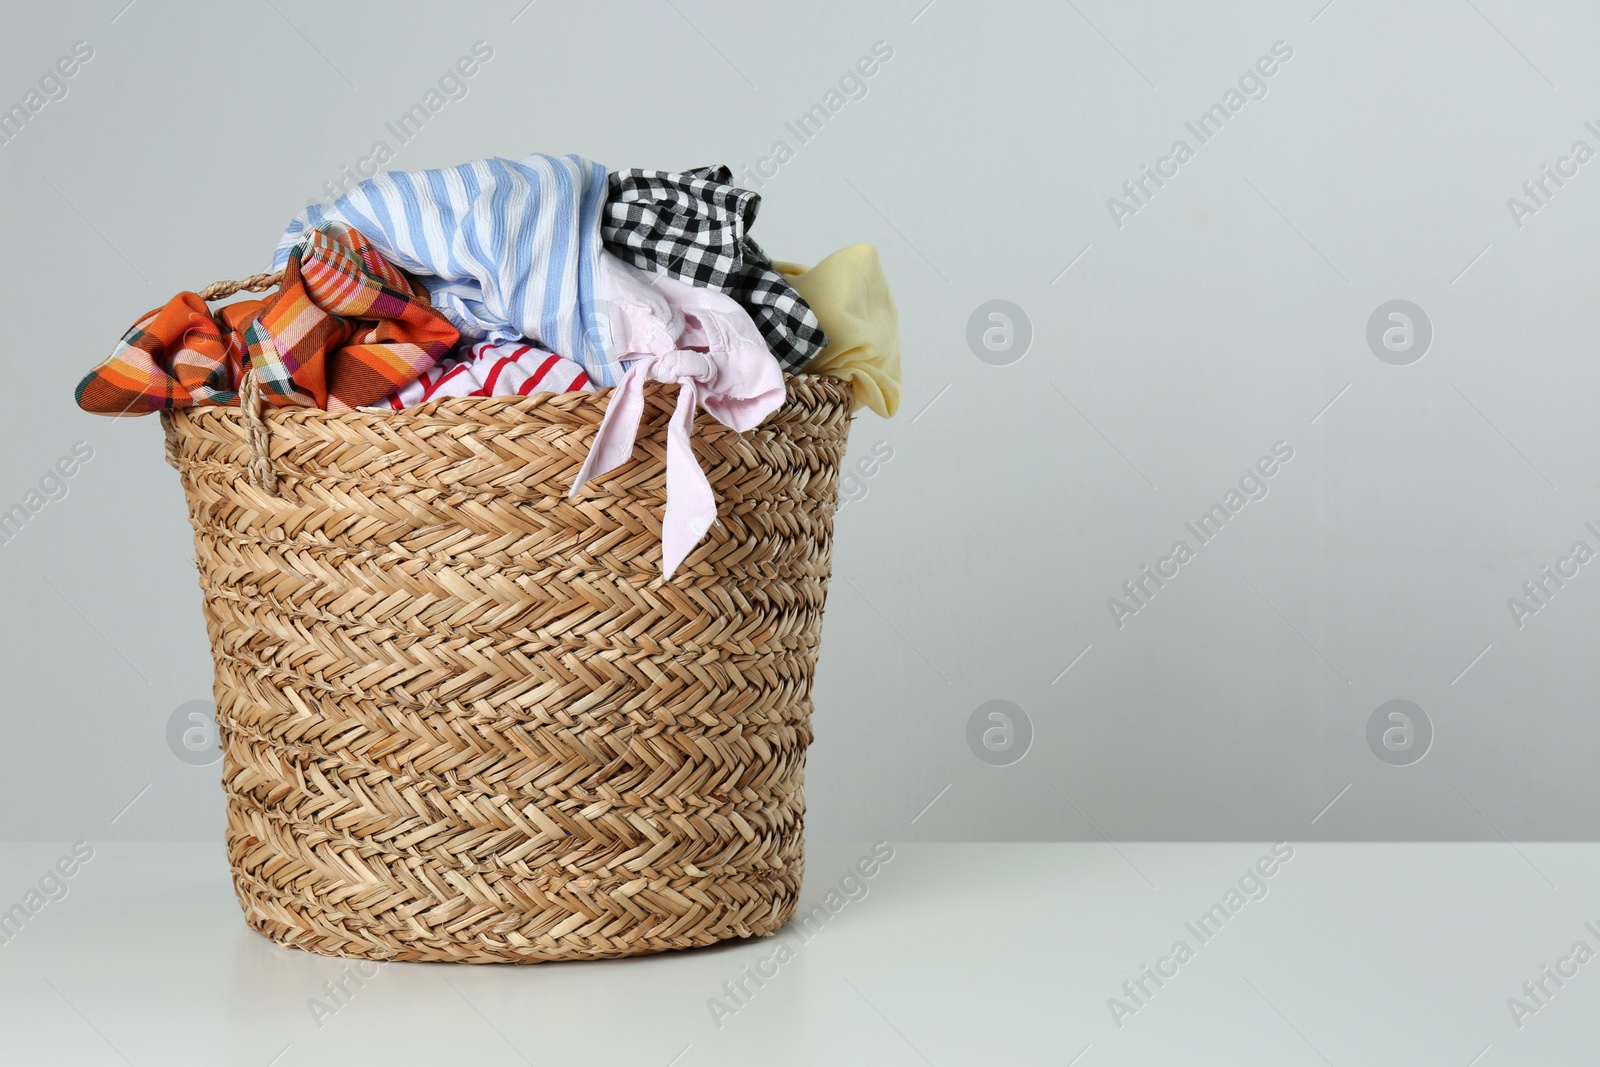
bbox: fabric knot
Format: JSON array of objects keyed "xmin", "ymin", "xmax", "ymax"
[{"xmin": 649, "ymin": 351, "xmax": 712, "ymax": 384}]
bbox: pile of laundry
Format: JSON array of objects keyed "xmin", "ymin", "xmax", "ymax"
[
  {"xmin": 75, "ymin": 152, "xmax": 900, "ymax": 575},
  {"xmin": 75, "ymin": 154, "xmax": 899, "ymax": 418}
]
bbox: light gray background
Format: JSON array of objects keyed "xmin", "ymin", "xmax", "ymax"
[{"xmin": 2, "ymin": 0, "xmax": 1595, "ymax": 841}]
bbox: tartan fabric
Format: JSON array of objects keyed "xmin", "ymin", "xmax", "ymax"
[
  {"xmin": 76, "ymin": 226, "xmax": 458, "ymax": 416},
  {"xmin": 602, "ymin": 165, "xmax": 827, "ymax": 372},
  {"xmin": 247, "ymin": 226, "xmax": 458, "ymax": 409},
  {"xmin": 73, "ymin": 293, "xmax": 250, "ymax": 416}
]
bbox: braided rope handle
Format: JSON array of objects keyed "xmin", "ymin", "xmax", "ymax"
[
  {"xmin": 198, "ymin": 271, "xmax": 284, "ymax": 303},
  {"xmin": 160, "ymin": 271, "xmax": 287, "ymax": 493}
]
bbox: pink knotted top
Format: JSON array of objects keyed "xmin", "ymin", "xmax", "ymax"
[{"xmin": 569, "ymin": 255, "xmax": 786, "ymax": 578}]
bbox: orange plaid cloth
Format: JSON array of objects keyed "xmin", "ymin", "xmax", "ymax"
[{"xmin": 76, "ymin": 226, "xmax": 457, "ymax": 415}]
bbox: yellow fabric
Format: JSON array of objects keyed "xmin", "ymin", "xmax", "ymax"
[{"xmin": 773, "ymin": 244, "xmax": 901, "ymax": 418}]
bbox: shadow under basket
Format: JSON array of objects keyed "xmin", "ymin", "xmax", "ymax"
[{"xmin": 161, "ymin": 275, "xmax": 855, "ymax": 962}]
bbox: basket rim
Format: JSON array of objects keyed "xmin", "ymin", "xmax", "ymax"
[{"xmin": 169, "ymin": 371, "xmax": 853, "ymax": 427}]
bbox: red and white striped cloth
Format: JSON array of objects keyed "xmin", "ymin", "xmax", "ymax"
[{"xmin": 381, "ymin": 341, "xmax": 594, "ymax": 408}]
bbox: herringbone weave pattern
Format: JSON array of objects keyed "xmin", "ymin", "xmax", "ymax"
[{"xmin": 163, "ymin": 302, "xmax": 853, "ymax": 962}]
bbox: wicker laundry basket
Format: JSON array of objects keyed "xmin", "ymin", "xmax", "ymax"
[{"xmin": 160, "ymin": 273, "xmax": 853, "ymax": 963}]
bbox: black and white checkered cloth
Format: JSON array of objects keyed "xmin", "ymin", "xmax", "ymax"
[{"xmin": 603, "ymin": 165, "xmax": 827, "ymax": 372}]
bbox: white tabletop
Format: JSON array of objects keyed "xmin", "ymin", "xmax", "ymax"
[{"xmin": 0, "ymin": 840, "xmax": 1590, "ymax": 1065}]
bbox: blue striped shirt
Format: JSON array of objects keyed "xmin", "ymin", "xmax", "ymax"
[{"xmin": 274, "ymin": 153, "xmax": 619, "ymax": 385}]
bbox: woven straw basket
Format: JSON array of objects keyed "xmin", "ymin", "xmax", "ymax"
[{"xmin": 160, "ymin": 273, "xmax": 854, "ymax": 963}]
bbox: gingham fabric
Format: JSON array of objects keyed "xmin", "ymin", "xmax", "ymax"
[
  {"xmin": 602, "ymin": 165, "xmax": 826, "ymax": 371},
  {"xmin": 76, "ymin": 226, "xmax": 458, "ymax": 416},
  {"xmin": 381, "ymin": 341, "xmax": 592, "ymax": 409}
]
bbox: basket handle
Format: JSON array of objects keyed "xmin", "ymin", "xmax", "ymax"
[
  {"xmin": 160, "ymin": 270, "xmax": 287, "ymax": 494},
  {"xmin": 197, "ymin": 270, "xmax": 284, "ymax": 303}
]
